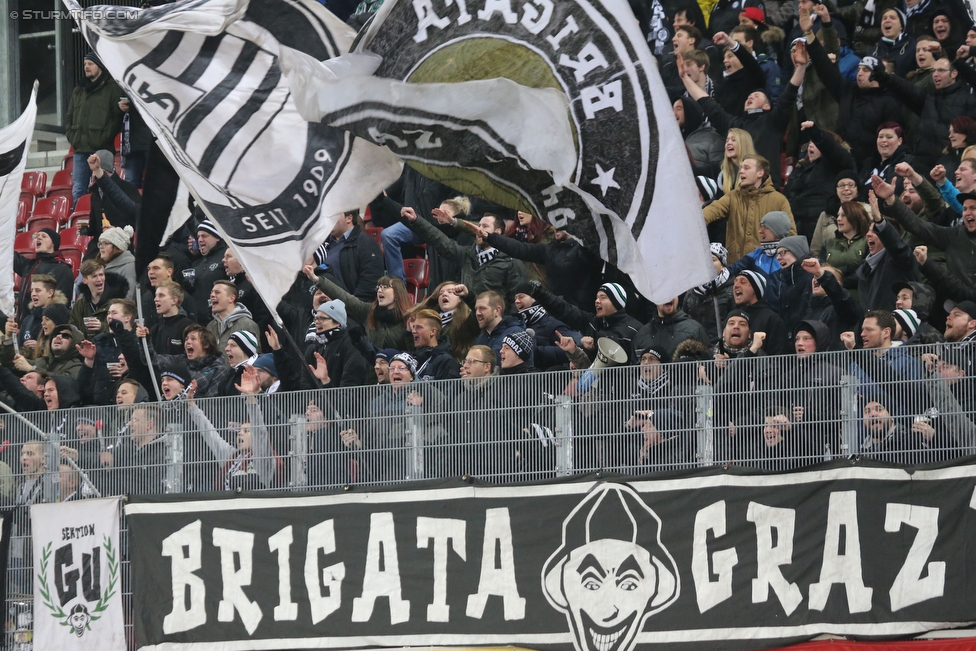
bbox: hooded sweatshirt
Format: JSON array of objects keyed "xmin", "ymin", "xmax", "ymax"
[{"xmin": 206, "ymin": 304, "xmax": 260, "ymax": 355}]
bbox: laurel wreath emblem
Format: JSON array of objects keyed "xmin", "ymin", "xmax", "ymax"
[{"xmin": 37, "ymin": 535, "xmax": 119, "ymax": 632}]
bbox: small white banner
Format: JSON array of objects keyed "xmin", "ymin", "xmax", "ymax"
[{"xmin": 32, "ymin": 496, "xmax": 124, "ymax": 651}]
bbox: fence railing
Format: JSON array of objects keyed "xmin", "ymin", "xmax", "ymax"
[{"xmin": 2, "ymin": 341, "xmax": 974, "ymax": 648}]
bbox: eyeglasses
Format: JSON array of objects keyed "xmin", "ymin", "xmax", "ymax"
[
  {"xmin": 376, "ymin": 284, "xmax": 392, "ymax": 291},
  {"xmin": 313, "ymin": 315, "xmax": 329, "ymax": 322},
  {"xmin": 462, "ymin": 358, "xmax": 488, "ymax": 366},
  {"xmin": 774, "ymin": 249, "xmax": 791, "ymax": 257},
  {"xmin": 836, "ymin": 182, "xmax": 857, "ymax": 189},
  {"xmin": 55, "ymin": 332, "xmax": 73, "ymax": 340}
]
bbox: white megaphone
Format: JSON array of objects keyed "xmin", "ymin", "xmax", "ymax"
[{"xmin": 576, "ymin": 338, "xmax": 629, "ymax": 394}]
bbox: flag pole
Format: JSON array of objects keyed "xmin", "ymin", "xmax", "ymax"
[{"xmin": 135, "ymin": 283, "xmax": 162, "ymax": 400}]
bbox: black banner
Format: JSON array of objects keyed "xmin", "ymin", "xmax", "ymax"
[{"xmin": 128, "ymin": 461, "xmax": 976, "ymax": 651}]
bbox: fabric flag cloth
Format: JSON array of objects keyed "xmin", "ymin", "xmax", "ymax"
[
  {"xmin": 0, "ymin": 82, "xmax": 38, "ymax": 318},
  {"xmin": 64, "ymin": 0, "xmax": 403, "ymax": 310},
  {"xmin": 32, "ymin": 496, "xmax": 124, "ymax": 651},
  {"xmin": 281, "ymin": 0, "xmax": 714, "ymax": 303}
]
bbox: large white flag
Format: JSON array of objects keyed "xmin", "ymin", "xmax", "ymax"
[
  {"xmin": 64, "ymin": 0, "xmax": 403, "ymax": 309},
  {"xmin": 0, "ymin": 83, "xmax": 38, "ymax": 318},
  {"xmin": 281, "ymin": 0, "xmax": 714, "ymax": 302},
  {"xmin": 32, "ymin": 497, "xmax": 124, "ymax": 651}
]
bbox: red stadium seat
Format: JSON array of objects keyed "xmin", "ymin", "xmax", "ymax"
[
  {"xmin": 60, "ymin": 248, "xmax": 83, "ymax": 274},
  {"xmin": 31, "ymin": 196, "xmax": 70, "ymax": 223},
  {"xmin": 363, "ymin": 205, "xmax": 372, "ymax": 223},
  {"xmin": 403, "ymin": 258, "xmax": 429, "ymax": 302},
  {"xmin": 67, "ymin": 213, "xmax": 90, "ymax": 230},
  {"xmin": 14, "ymin": 232, "xmax": 35, "ymax": 255},
  {"xmin": 46, "ymin": 189, "xmax": 74, "ymax": 214},
  {"xmin": 13, "ymin": 274, "xmax": 21, "ymax": 292},
  {"xmin": 21, "ymin": 171, "xmax": 47, "ymax": 197},
  {"xmin": 114, "ymin": 134, "xmax": 121, "ymax": 152},
  {"xmin": 365, "ymin": 226, "xmax": 384, "ymax": 254},
  {"xmin": 17, "ymin": 200, "xmax": 30, "ymax": 230},
  {"xmin": 62, "ymin": 153, "xmax": 73, "ymax": 172},
  {"xmin": 74, "ymin": 194, "xmax": 91, "ymax": 214},
  {"xmin": 48, "ymin": 169, "xmax": 72, "ymax": 193},
  {"xmin": 58, "ymin": 227, "xmax": 88, "ymax": 249},
  {"xmin": 25, "ymin": 216, "xmax": 59, "ymax": 233},
  {"xmin": 19, "ymin": 191, "xmax": 34, "ymax": 214}
]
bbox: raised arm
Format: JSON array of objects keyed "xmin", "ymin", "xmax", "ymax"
[
  {"xmin": 245, "ymin": 395, "xmax": 277, "ymax": 488},
  {"xmin": 187, "ymin": 404, "xmax": 236, "ymax": 465}
]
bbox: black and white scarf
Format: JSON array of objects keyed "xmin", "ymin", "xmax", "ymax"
[
  {"xmin": 476, "ymin": 247, "xmax": 500, "ymax": 266},
  {"xmin": 440, "ymin": 309, "xmax": 455, "ymax": 327},
  {"xmin": 635, "ymin": 372, "xmax": 669, "ymax": 397},
  {"xmin": 519, "ymin": 304, "xmax": 548, "ymax": 327}
]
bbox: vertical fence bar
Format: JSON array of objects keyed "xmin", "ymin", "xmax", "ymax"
[{"xmin": 553, "ymin": 395, "xmax": 573, "ymax": 477}]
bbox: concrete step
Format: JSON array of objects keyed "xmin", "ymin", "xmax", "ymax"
[{"xmin": 27, "ymin": 130, "xmax": 69, "ymax": 171}]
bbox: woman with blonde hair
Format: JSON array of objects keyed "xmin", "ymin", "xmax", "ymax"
[
  {"xmin": 718, "ymin": 128, "xmax": 757, "ymax": 195},
  {"xmin": 411, "ymin": 282, "xmax": 479, "ymax": 362}
]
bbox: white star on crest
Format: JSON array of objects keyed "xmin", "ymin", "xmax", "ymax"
[{"xmin": 590, "ymin": 164, "xmax": 620, "ymax": 197}]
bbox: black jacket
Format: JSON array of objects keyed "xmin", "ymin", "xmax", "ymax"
[
  {"xmin": 810, "ymin": 37, "xmax": 903, "ymax": 165},
  {"xmin": 301, "ymin": 328, "xmax": 374, "ymax": 389},
  {"xmin": 802, "ymin": 269, "xmax": 862, "ymax": 350},
  {"xmin": 484, "ymin": 234, "xmax": 603, "ymax": 310},
  {"xmin": 89, "ymin": 172, "xmax": 141, "ymax": 232},
  {"xmin": 325, "ymin": 225, "xmax": 385, "ymax": 302},
  {"xmin": 714, "ymin": 41, "xmax": 768, "ymax": 119},
  {"xmin": 533, "ymin": 288, "xmax": 642, "ymax": 364},
  {"xmin": 632, "ymin": 310, "xmax": 709, "ymax": 359},
  {"xmin": 740, "ymin": 300, "xmax": 790, "ymax": 355},
  {"xmin": 855, "ymin": 220, "xmax": 919, "ymax": 312},
  {"xmin": 13, "ymin": 252, "xmax": 74, "ymax": 320},
  {"xmin": 414, "ymin": 341, "xmax": 461, "ymax": 381},
  {"xmin": 152, "ymin": 311, "xmax": 195, "ymax": 357},
  {"xmin": 187, "ymin": 240, "xmax": 229, "ymax": 317},
  {"xmin": 783, "ymin": 125, "xmax": 858, "ymax": 226}
]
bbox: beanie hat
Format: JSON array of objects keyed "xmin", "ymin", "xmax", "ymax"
[
  {"xmin": 598, "ymin": 283, "xmax": 628, "ymax": 310},
  {"xmin": 42, "ymin": 303, "xmax": 71, "ymax": 326},
  {"xmin": 229, "ymin": 331, "xmax": 259, "ymax": 358},
  {"xmin": 760, "ymin": 211, "xmax": 792, "ymax": 239},
  {"xmin": 95, "ymin": 149, "xmax": 115, "ymax": 173},
  {"xmin": 778, "ymin": 235, "xmax": 811, "ymax": 260},
  {"xmin": 502, "ymin": 330, "xmax": 534, "ymax": 361},
  {"xmin": 709, "ymin": 242, "xmax": 728, "ymax": 266},
  {"xmin": 726, "ymin": 308, "xmax": 751, "ymax": 323},
  {"xmin": 160, "ymin": 360, "xmax": 191, "ymax": 386},
  {"xmin": 390, "ymin": 352, "xmax": 417, "ymax": 377},
  {"xmin": 375, "ymin": 348, "xmax": 399, "ymax": 362},
  {"xmin": 196, "ymin": 220, "xmax": 222, "ymax": 239},
  {"xmin": 636, "ymin": 346, "xmax": 671, "ymax": 364},
  {"xmin": 737, "ymin": 270, "xmax": 767, "ymax": 299},
  {"xmin": 890, "ymin": 7, "xmax": 907, "ymax": 30},
  {"xmin": 893, "ymin": 309, "xmax": 920, "ymax": 338},
  {"xmin": 317, "ymin": 300, "xmax": 347, "ymax": 328},
  {"xmin": 252, "ymin": 353, "xmax": 278, "ymax": 378},
  {"xmin": 84, "ymin": 51, "xmax": 103, "ymax": 70},
  {"xmin": 99, "ymin": 225, "xmax": 134, "ymax": 252},
  {"xmin": 38, "ymin": 227, "xmax": 60, "ymax": 251},
  {"xmin": 696, "ymin": 176, "xmax": 720, "ymax": 202},
  {"xmin": 513, "ymin": 281, "xmax": 535, "ymax": 297}
]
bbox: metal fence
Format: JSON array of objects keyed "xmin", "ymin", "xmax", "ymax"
[{"xmin": 2, "ymin": 341, "xmax": 974, "ymax": 648}]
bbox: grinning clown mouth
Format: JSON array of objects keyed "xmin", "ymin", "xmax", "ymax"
[{"xmin": 579, "ymin": 609, "xmax": 639, "ymax": 651}]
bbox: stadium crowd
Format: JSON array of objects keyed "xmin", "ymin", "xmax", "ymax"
[{"xmin": 4, "ymin": 0, "xmax": 976, "ymax": 504}]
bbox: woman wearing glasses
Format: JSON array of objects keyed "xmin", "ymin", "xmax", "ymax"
[{"xmin": 308, "ymin": 269, "xmax": 413, "ymax": 352}]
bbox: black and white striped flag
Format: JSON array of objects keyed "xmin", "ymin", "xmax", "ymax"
[
  {"xmin": 0, "ymin": 83, "xmax": 38, "ymax": 317},
  {"xmin": 281, "ymin": 0, "xmax": 714, "ymax": 303},
  {"xmin": 64, "ymin": 0, "xmax": 403, "ymax": 308}
]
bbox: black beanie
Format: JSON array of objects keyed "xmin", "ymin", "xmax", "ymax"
[
  {"xmin": 42, "ymin": 303, "xmax": 71, "ymax": 326},
  {"xmin": 38, "ymin": 227, "xmax": 60, "ymax": 251}
]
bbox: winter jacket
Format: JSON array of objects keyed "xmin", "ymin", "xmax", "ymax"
[
  {"xmin": 856, "ymin": 143, "xmax": 915, "ymax": 202},
  {"xmin": 0, "ymin": 367, "xmax": 46, "ymax": 412},
  {"xmin": 632, "ymin": 310, "xmax": 709, "ymax": 359},
  {"xmin": 474, "ymin": 315, "xmax": 530, "ymax": 364},
  {"xmin": 703, "ymin": 177, "xmax": 796, "ymax": 263},
  {"xmin": 187, "ymin": 240, "xmax": 229, "ymax": 315},
  {"xmin": 152, "ymin": 311, "xmax": 195, "ymax": 357},
  {"xmin": 408, "ymin": 217, "xmax": 527, "ymax": 312},
  {"xmin": 848, "ymin": 345, "xmax": 926, "ymax": 418},
  {"xmin": 207, "ymin": 304, "xmax": 261, "ymax": 356},
  {"xmin": 90, "ymin": 173, "xmax": 141, "ymax": 231},
  {"xmin": 413, "ymin": 341, "xmax": 462, "ymax": 381},
  {"xmin": 301, "ymin": 328, "xmax": 374, "ymax": 389},
  {"xmin": 740, "ymin": 299, "xmax": 790, "ymax": 355},
  {"xmin": 323, "ymin": 225, "xmax": 385, "ymax": 302},
  {"xmin": 13, "ymin": 253, "xmax": 74, "ymax": 319},
  {"xmin": 810, "ymin": 37, "xmax": 904, "ymax": 165},
  {"xmin": 801, "ymin": 268, "xmax": 862, "ymax": 350},
  {"xmin": 677, "ymin": 97, "xmax": 723, "ymax": 169},
  {"xmin": 714, "ymin": 41, "xmax": 769, "ymax": 119},
  {"xmin": 784, "ymin": 125, "xmax": 858, "ymax": 228},
  {"xmin": 855, "ymin": 219, "xmax": 919, "ymax": 311},
  {"xmin": 314, "ymin": 276, "xmax": 411, "ymax": 351},
  {"xmin": 68, "ymin": 271, "xmax": 130, "ymax": 335},
  {"xmin": 64, "ymin": 74, "xmax": 123, "ymax": 153},
  {"xmin": 821, "ymin": 232, "xmax": 869, "ymax": 280},
  {"xmin": 103, "ymin": 251, "xmax": 138, "ymax": 302},
  {"xmin": 682, "ymin": 276, "xmax": 735, "ymax": 344},
  {"xmin": 484, "ymin": 233, "xmax": 603, "ymax": 310},
  {"xmin": 32, "ymin": 325, "xmax": 85, "ymax": 379},
  {"xmin": 870, "ymin": 33, "xmax": 918, "ymax": 79},
  {"xmin": 698, "ymin": 80, "xmax": 798, "ymax": 190},
  {"xmin": 875, "ymin": 72, "xmax": 976, "ymax": 168},
  {"xmin": 532, "ymin": 288, "xmax": 642, "ymax": 364},
  {"xmin": 154, "ymin": 351, "xmax": 234, "ymax": 399},
  {"xmin": 520, "ymin": 307, "xmax": 581, "ymax": 370},
  {"xmin": 726, "ymin": 256, "xmax": 814, "ymax": 335},
  {"xmin": 883, "ymin": 193, "xmax": 976, "ymax": 289}
]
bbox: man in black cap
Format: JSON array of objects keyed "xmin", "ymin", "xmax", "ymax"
[
  {"xmin": 499, "ymin": 331, "xmax": 537, "ymax": 374},
  {"xmin": 731, "ymin": 270, "xmax": 788, "ymax": 353},
  {"xmin": 65, "ymin": 51, "xmax": 123, "ymax": 208},
  {"xmin": 944, "ymin": 300, "xmax": 976, "ymax": 343},
  {"xmin": 13, "ymin": 233, "xmax": 74, "ymax": 321},
  {"xmin": 186, "ymin": 220, "xmax": 229, "ymax": 318}
]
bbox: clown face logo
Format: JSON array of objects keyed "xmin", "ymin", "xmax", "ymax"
[
  {"xmin": 542, "ymin": 485, "xmax": 679, "ymax": 651},
  {"xmin": 68, "ymin": 604, "xmax": 91, "ymax": 637}
]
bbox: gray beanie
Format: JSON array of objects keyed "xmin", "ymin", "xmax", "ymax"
[
  {"xmin": 95, "ymin": 149, "xmax": 115, "ymax": 173},
  {"xmin": 317, "ymin": 300, "xmax": 347, "ymax": 328},
  {"xmin": 760, "ymin": 211, "xmax": 792, "ymax": 239},
  {"xmin": 778, "ymin": 235, "xmax": 810, "ymax": 260},
  {"xmin": 99, "ymin": 225, "xmax": 134, "ymax": 252}
]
